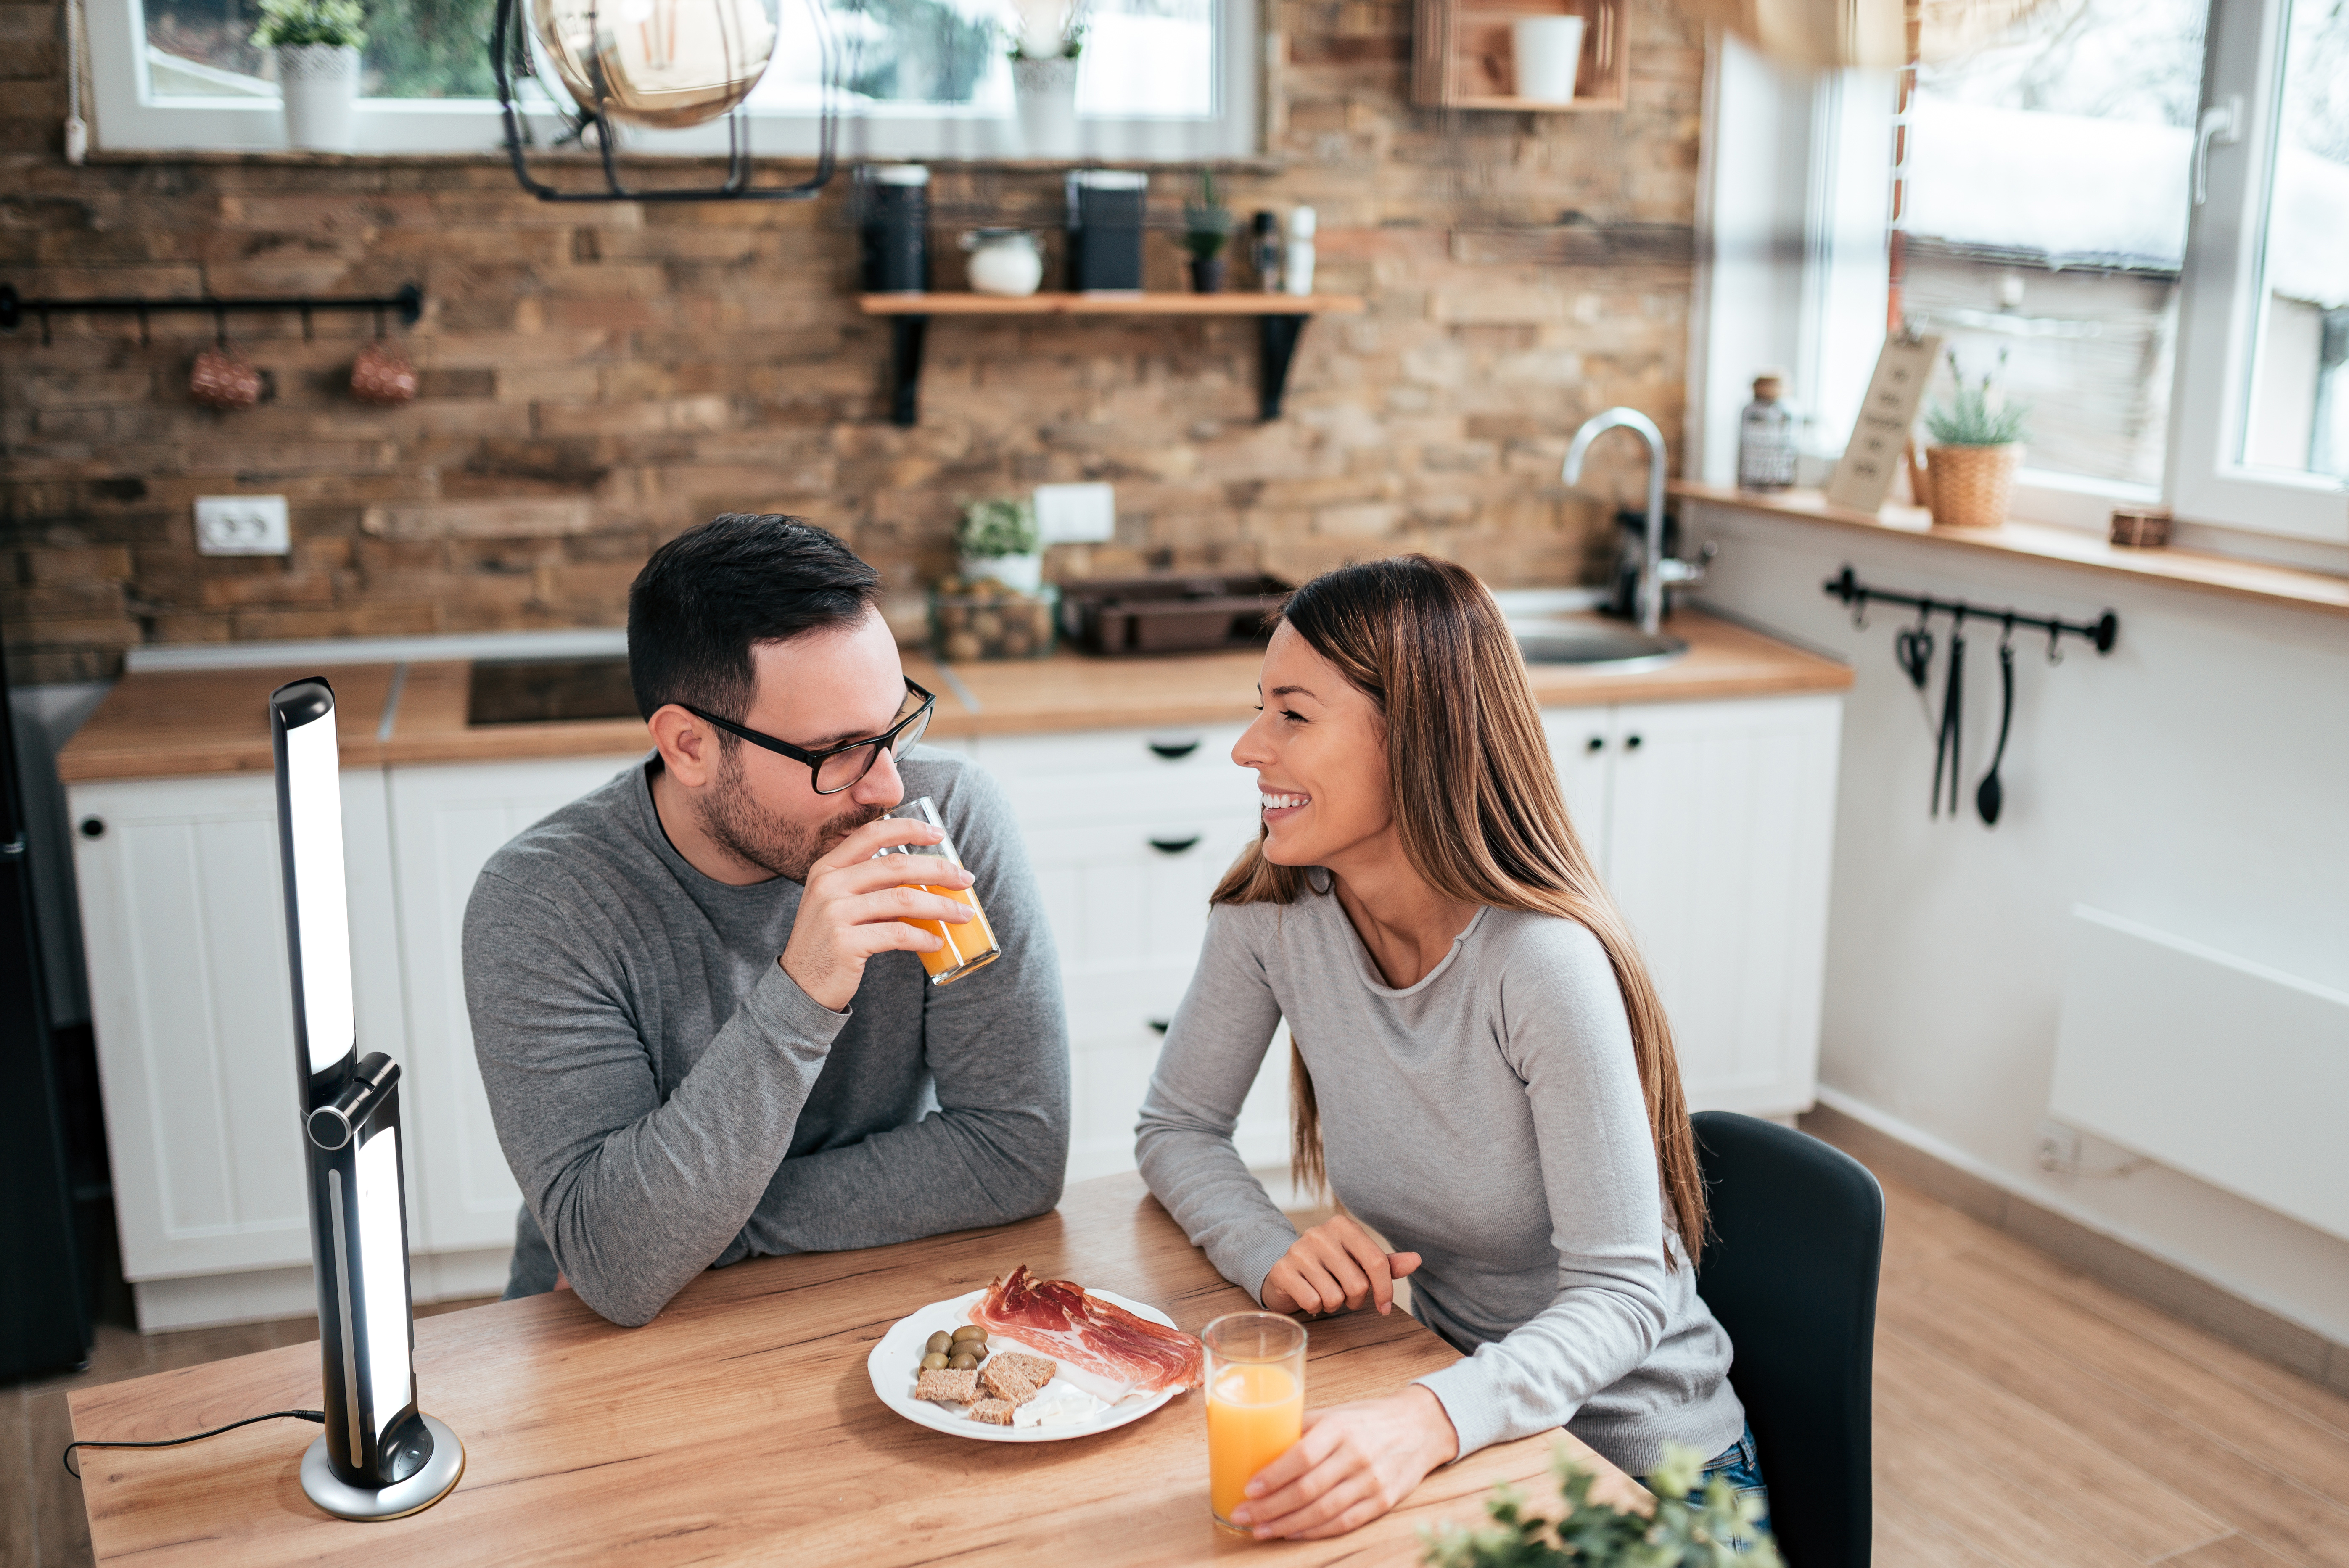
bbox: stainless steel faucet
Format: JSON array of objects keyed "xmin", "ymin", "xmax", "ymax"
[{"xmin": 1562, "ymin": 407, "xmax": 1706, "ymax": 635}]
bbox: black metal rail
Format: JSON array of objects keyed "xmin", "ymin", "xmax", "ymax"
[
  {"xmin": 1823, "ymin": 565, "xmax": 2118, "ymax": 657},
  {"xmin": 0, "ymin": 282, "xmax": 423, "ymax": 345}
]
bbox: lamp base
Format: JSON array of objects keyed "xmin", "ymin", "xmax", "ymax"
[{"xmin": 300, "ymin": 1413, "xmax": 465, "ymax": 1521}]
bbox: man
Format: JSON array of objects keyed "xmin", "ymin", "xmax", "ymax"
[{"xmin": 464, "ymin": 515, "xmax": 1069, "ymax": 1327}]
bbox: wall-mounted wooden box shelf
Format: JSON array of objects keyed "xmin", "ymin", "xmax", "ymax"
[
  {"xmin": 856, "ymin": 292, "xmax": 1367, "ymax": 426},
  {"xmin": 1411, "ymin": 0, "xmax": 1627, "ymax": 112}
]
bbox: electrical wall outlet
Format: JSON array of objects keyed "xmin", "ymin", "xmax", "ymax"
[
  {"xmin": 1033, "ymin": 482, "xmax": 1116, "ymax": 544},
  {"xmin": 2035, "ymin": 1120, "xmax": 2082, "ymax": 1175},
  {"xmin": 194, "ymin": 495, "xmax": 290, "ymax": 556}
]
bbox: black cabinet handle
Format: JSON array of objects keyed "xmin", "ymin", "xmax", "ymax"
[
  {"xmin": 1585, "ymin": 735, "xmax": 1604, "ymax": 753},
  {"xmin": 79, "ymin": 817, "xmax": 106, "ymax": 839},
  {"xmin": 1147, "ymin": 1019, "xmax": 1171, "ymax": 1035},
  {"xmin": 1147, "ymin": 739, "xmax": 1202, "ymax": 760},
  {"xmin": 1624, "ymin": 734, "xmax": 1643, "ymax": 752},
  {"xmin": 1148, "ymin": 834, "xmax": 1203, "ymax": 855}
]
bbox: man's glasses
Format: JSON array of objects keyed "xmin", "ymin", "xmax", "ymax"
[{"xmin": 682, "ymin": 679, "xmax": 935, "ymax": 795}]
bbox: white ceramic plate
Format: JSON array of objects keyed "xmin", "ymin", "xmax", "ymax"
[{"xmin": 867, "ymin": 1287, "xmax": 1186, "ymax": 1443}]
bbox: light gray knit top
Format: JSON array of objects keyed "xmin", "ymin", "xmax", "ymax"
[{"xmin": 1135, "ymin": 874, "xmax": 1744, "ymax": 1475}]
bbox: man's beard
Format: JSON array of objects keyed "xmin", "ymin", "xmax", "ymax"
[{"xmin": 697, "ymin": 742, "xmax": 883, "ymax": 882}]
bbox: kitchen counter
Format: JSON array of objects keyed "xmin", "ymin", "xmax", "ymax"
[{"xmin": 56, "ymin": 608, "xmax": 1850, "ymax": 782}]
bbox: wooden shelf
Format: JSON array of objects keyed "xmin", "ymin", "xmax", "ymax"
[
  {"xmin": 856, "ymin": 292, "xmax": 1366, "ymax": 317},
  {"xmin": 854, "ymin": 293, "xmax": 1368, "ymax": 425},
  {"xmin": 1412, "ymin": 0, "xmax": 1628, "ymax": 112}
]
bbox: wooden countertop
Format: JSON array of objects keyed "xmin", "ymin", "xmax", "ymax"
[
  {"xmin": 70, "ymin": 1173, "xmax": 1649, "ymax": 1567},
  {"xmin": 57, "ymin": 609, "xmax": 1850, "ymax": 782}
]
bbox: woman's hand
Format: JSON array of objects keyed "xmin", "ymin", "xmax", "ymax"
[
  {"xmin": 1229, "ymin": 1384, "xmax": 1461, "ymax": 1539},
  {"xmin": 1260, "ymin": 1215, "xmax": 1422, "ymax": 1316}
]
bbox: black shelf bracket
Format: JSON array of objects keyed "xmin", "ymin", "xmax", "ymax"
[
  {"xmin": 1823, "ymin": 565, "xmax": 2119, "ymax": 657},
  {"xmin": 0, "ymin": 282, "xmax": 423, "ymax": 346},
  {"xmin": 879, "ymin": 306, "xmax": 1321, "ymax": 429},
  {"xmin": 1258, "ymin": 314, "xmax": 1310, "ymax": 420}
]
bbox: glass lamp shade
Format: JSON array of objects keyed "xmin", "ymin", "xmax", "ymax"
[{"xmin": 531, "ymin": 0, "xmax": 779, "ymax": 128}]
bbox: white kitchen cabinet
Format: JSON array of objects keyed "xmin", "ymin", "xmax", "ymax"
[
  {"xmin": 1546, "ymin": 694, "xmax": 1842, "ymax": 1116},
  {"xmin": 69, "ymin": 770, "xmax": 409, "ymax": 1290},
  {"xmin": 386, "ymin": 755, "xmax": 645, "ymax": 1255},
  {"xmin": 969, "ymin": 724, "xmax": 1289, "ymax": 1181}
]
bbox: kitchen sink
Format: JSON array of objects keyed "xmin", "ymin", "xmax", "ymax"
[
  {"xmin": 468, "ymin": 657, "xmax": 639, "ymax": 725},
  {"xmin": 1511, "ymin": 617, "xmax": 1688, "ymax": 669}
]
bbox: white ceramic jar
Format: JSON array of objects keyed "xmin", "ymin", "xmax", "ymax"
[{"xmin": 962, "ymin": 230, "xmax": 1045, "ymax": 298}]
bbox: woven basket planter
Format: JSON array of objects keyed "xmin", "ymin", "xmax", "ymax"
[{"xmin": 1923, "ymin": 443, "xmax": 2022, "ymax": 529}]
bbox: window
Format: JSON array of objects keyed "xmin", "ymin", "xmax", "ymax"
[
  {"xmin": 86, "ymin": 0, "xmax": 1255, "ymax": 158},
  {"xmin": 2171, "ymin": 0, "xmax": 2349, "ymax": 538},
  {"xmin": 1903, "ymin": 0, "xmax": 2207, "ymax": 493},
  {"xmin": 1694, "ymin": 0, "xmax": 2349, "ymax": 550}
]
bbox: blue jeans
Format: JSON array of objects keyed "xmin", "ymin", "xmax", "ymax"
[{"xmin": 1650, "ymin": 1422, "xmax": 1771, "ymax": 1547}]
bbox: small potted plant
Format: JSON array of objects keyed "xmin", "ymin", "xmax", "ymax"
[
  {"xmin": 956, "ymin": 496, "xmax": 1044, "ymax": 591},
  {"xmin": 1921, "ymin": 348, "xmax": 2030, "ymax": 530},
  {"xmin": 1007, "ymin": 0, "xmax": 1086, "ymax": 156},
  {"xmin": 1182, "ymin": 169, "xmax": 1234, "ymax": 293},
  {"xmin": 1421, "ymin": 1443, "xmax": 1782, "ymax": 1568},
  {"xmin": 252, "ymin": 0, "xmax": 367, "ymax": 153}
]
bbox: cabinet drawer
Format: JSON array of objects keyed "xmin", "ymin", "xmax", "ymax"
[
  {"xmin": 1067, "ymin": 1014, "xmax": 1294, "ymax": 1184},
  {"xmin": 980, "ymin": 724, "xmax": 1258, "ymax": 826}
]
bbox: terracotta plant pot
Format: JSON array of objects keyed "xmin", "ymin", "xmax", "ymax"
[{"xmin": 1923, "ymin": 442, "xmax": 2021, "ymax": 529}]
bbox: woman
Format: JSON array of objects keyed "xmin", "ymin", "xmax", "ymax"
[{"xmin": 1136, "ymin": 555, "xmax": 1763, "ymax": 1542}]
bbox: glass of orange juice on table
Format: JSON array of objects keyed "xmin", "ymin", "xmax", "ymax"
[
  {"xmin": 1203, "ymin": 1312, "xmax": 1307, "ymax": 1533},
  {"xmin": 880, "ymin": 797, "xmax": 999, "ymax": 984}
]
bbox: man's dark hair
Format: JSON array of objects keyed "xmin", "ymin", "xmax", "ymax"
[{"xmin": 627, "ymin": 515, "xmax": 883, "ymax": 725}]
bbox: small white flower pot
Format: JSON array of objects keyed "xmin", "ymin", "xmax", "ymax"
[
  {"xmin": 1012, "ymin": 56, "xmax": 1078, "ymax": 157},
  {"xmin": 277, "ymin": 45, "xmax": 360, "ymax": 152},
  {"xmin": 960, "ymin": 552, "xmax": 1044, "ymax": 592}
]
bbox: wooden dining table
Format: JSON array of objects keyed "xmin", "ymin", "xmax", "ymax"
[{"xmin": 70, "ymin": 1173, "xmax": 1652, "ymax": 1565}]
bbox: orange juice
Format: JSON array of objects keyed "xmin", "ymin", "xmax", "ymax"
[
  {"xmin": 1207, "ymin": 1359, "xmax": 1303, "ymax": 1528},
  {"xmin": 908, "ymin": 882, "xmax": 999, "ymax": 983}
]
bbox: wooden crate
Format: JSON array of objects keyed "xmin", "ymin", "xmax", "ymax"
[{"xmin": 1412, "ymin": 0, "xmax": 1627, "ymax": 111}]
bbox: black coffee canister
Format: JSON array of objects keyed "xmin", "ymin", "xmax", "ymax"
[
  {"xmin": 860, "ymin": 164, "xmax": 931, "ymax": 294},
  {"xmin": 1065, "ymin": 170, "xmax": 1148, "ymax": 292}
]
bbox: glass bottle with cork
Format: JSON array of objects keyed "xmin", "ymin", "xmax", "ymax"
[{"xmin": 1737, "ymin": 370, "xmax": 1798, "ymax": 491}]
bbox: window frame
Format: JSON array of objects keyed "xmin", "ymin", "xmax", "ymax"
[
  {"xmin": 1693, "ymin": 0, "xmax": 2349, "ymax": 556},
  {"xmin": 84, "ymin": 0, "xmax": 1260, "ymax": 161},
  {"xmin": 2166, "ymin": 0, "xmax": 2349, "ymax": 543}
]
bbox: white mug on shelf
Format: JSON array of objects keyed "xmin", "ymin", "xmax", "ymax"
[{"xmin": 1511, "ymin": 15, "xmax": 1585, "ymax": 104}]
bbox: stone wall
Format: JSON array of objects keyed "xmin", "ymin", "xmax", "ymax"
[{"xmin": 0, "ymin": 0, "xmax": 1701, "ymax": 683}]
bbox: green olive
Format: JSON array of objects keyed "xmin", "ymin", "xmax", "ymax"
[
  {"xmin": 920, "ymin": 1351, "xmax": 950, "ymax": 1372},
  {"xmin": 949, "ymin": 1352, "xmax": 979, "ymax": 1371},
  {"xmin": 951, "ymin": 1325, "xmax": 988, "ymax": 1345},
  {"xmin": 925, "ymin": 1331, "xmax": 955, "ymax": 1357}
]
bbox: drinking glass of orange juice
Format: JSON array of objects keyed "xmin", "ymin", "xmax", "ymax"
[
  {"xmin": 1202, "ymin": 1311, "xmax": 1306, "ymax": 1533},
  {"xmin": 878, "ymin": 797, "xmax": 999, "ymax": 985}
]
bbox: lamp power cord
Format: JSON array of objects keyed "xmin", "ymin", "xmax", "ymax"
[{"xmin": 63, "ymin": 1410, "xmax": 325, "ymax": 1479}]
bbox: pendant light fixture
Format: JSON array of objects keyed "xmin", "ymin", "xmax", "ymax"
[
  {"xmin": 272, "ymin": 678, "xmax": 466, "ymax": 1520},
  {"xmin": 489, "ymin": 0, "xmax": 843, "ymax": 201}
]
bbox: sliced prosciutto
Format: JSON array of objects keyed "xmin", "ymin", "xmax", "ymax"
[{"xmin": 970, "ymin": 1266, "xmax": 1204, "ymax": 1394}]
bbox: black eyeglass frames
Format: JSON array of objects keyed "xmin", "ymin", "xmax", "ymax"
[{"xmin": 680, "ymin": 679, "xmax": 936, "ymax": 795}]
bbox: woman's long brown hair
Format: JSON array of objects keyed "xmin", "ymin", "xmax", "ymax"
[{"xmin": 1215, "ymin": 554, "xmax": 1709, "ymax": 1263}]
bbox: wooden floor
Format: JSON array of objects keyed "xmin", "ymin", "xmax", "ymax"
[{"xmin": 6, "ymin": 1159, "xmax": 2347, "ymax": 1568}]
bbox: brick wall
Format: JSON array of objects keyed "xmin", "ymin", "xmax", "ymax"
[{"xmin": 0, "ymin": 0, "xmax": 1701, "ymax": 684}]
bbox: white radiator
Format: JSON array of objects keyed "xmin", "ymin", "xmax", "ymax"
[{"xmin": 2051, "ymin": 906, "xmax": 2349, "ymax": 1243}]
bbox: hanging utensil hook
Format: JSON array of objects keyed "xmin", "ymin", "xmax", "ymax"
[
  {"xmin": 2046, "ymin": 622, "xmax": 2065, "ymax": 666},
  {"xmin": 1999, "ymin": 611, "xmax": 2016, "ymax": 652}
]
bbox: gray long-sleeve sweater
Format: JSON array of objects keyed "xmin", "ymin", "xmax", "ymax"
[
  {"xmin": 462, "ymin": 748, "xmax": 1070, "ymax": 1328},
  {"xmin": 1134, "ymin": 875, "xmax": 1743, "ymax": 1476}
]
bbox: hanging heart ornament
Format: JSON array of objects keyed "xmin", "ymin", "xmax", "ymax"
[
  {"xmin": 190, "ymin": 344, "xmax": 262, "ymax": 410},
  {"xmin": 350, "ymin": 338, "xmax": 419, "ymax": 405},
  {"xmin": 1895, "ymin": 624, "xmax": 1935, "ymax": 689}
]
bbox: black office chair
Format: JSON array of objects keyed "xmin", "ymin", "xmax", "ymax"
[{"xmin": 1690, "ymin": 1111, "xmax": 1884, "ymax": 1568}]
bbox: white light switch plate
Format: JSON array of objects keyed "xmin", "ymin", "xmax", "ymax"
[
  {"xmin": 1033, "ymin": 482, "xmax": 1116, "ymax": 544},
  {"xmin": 193, "ymin": 495, "xmax": 290, "ymax": 556}
]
